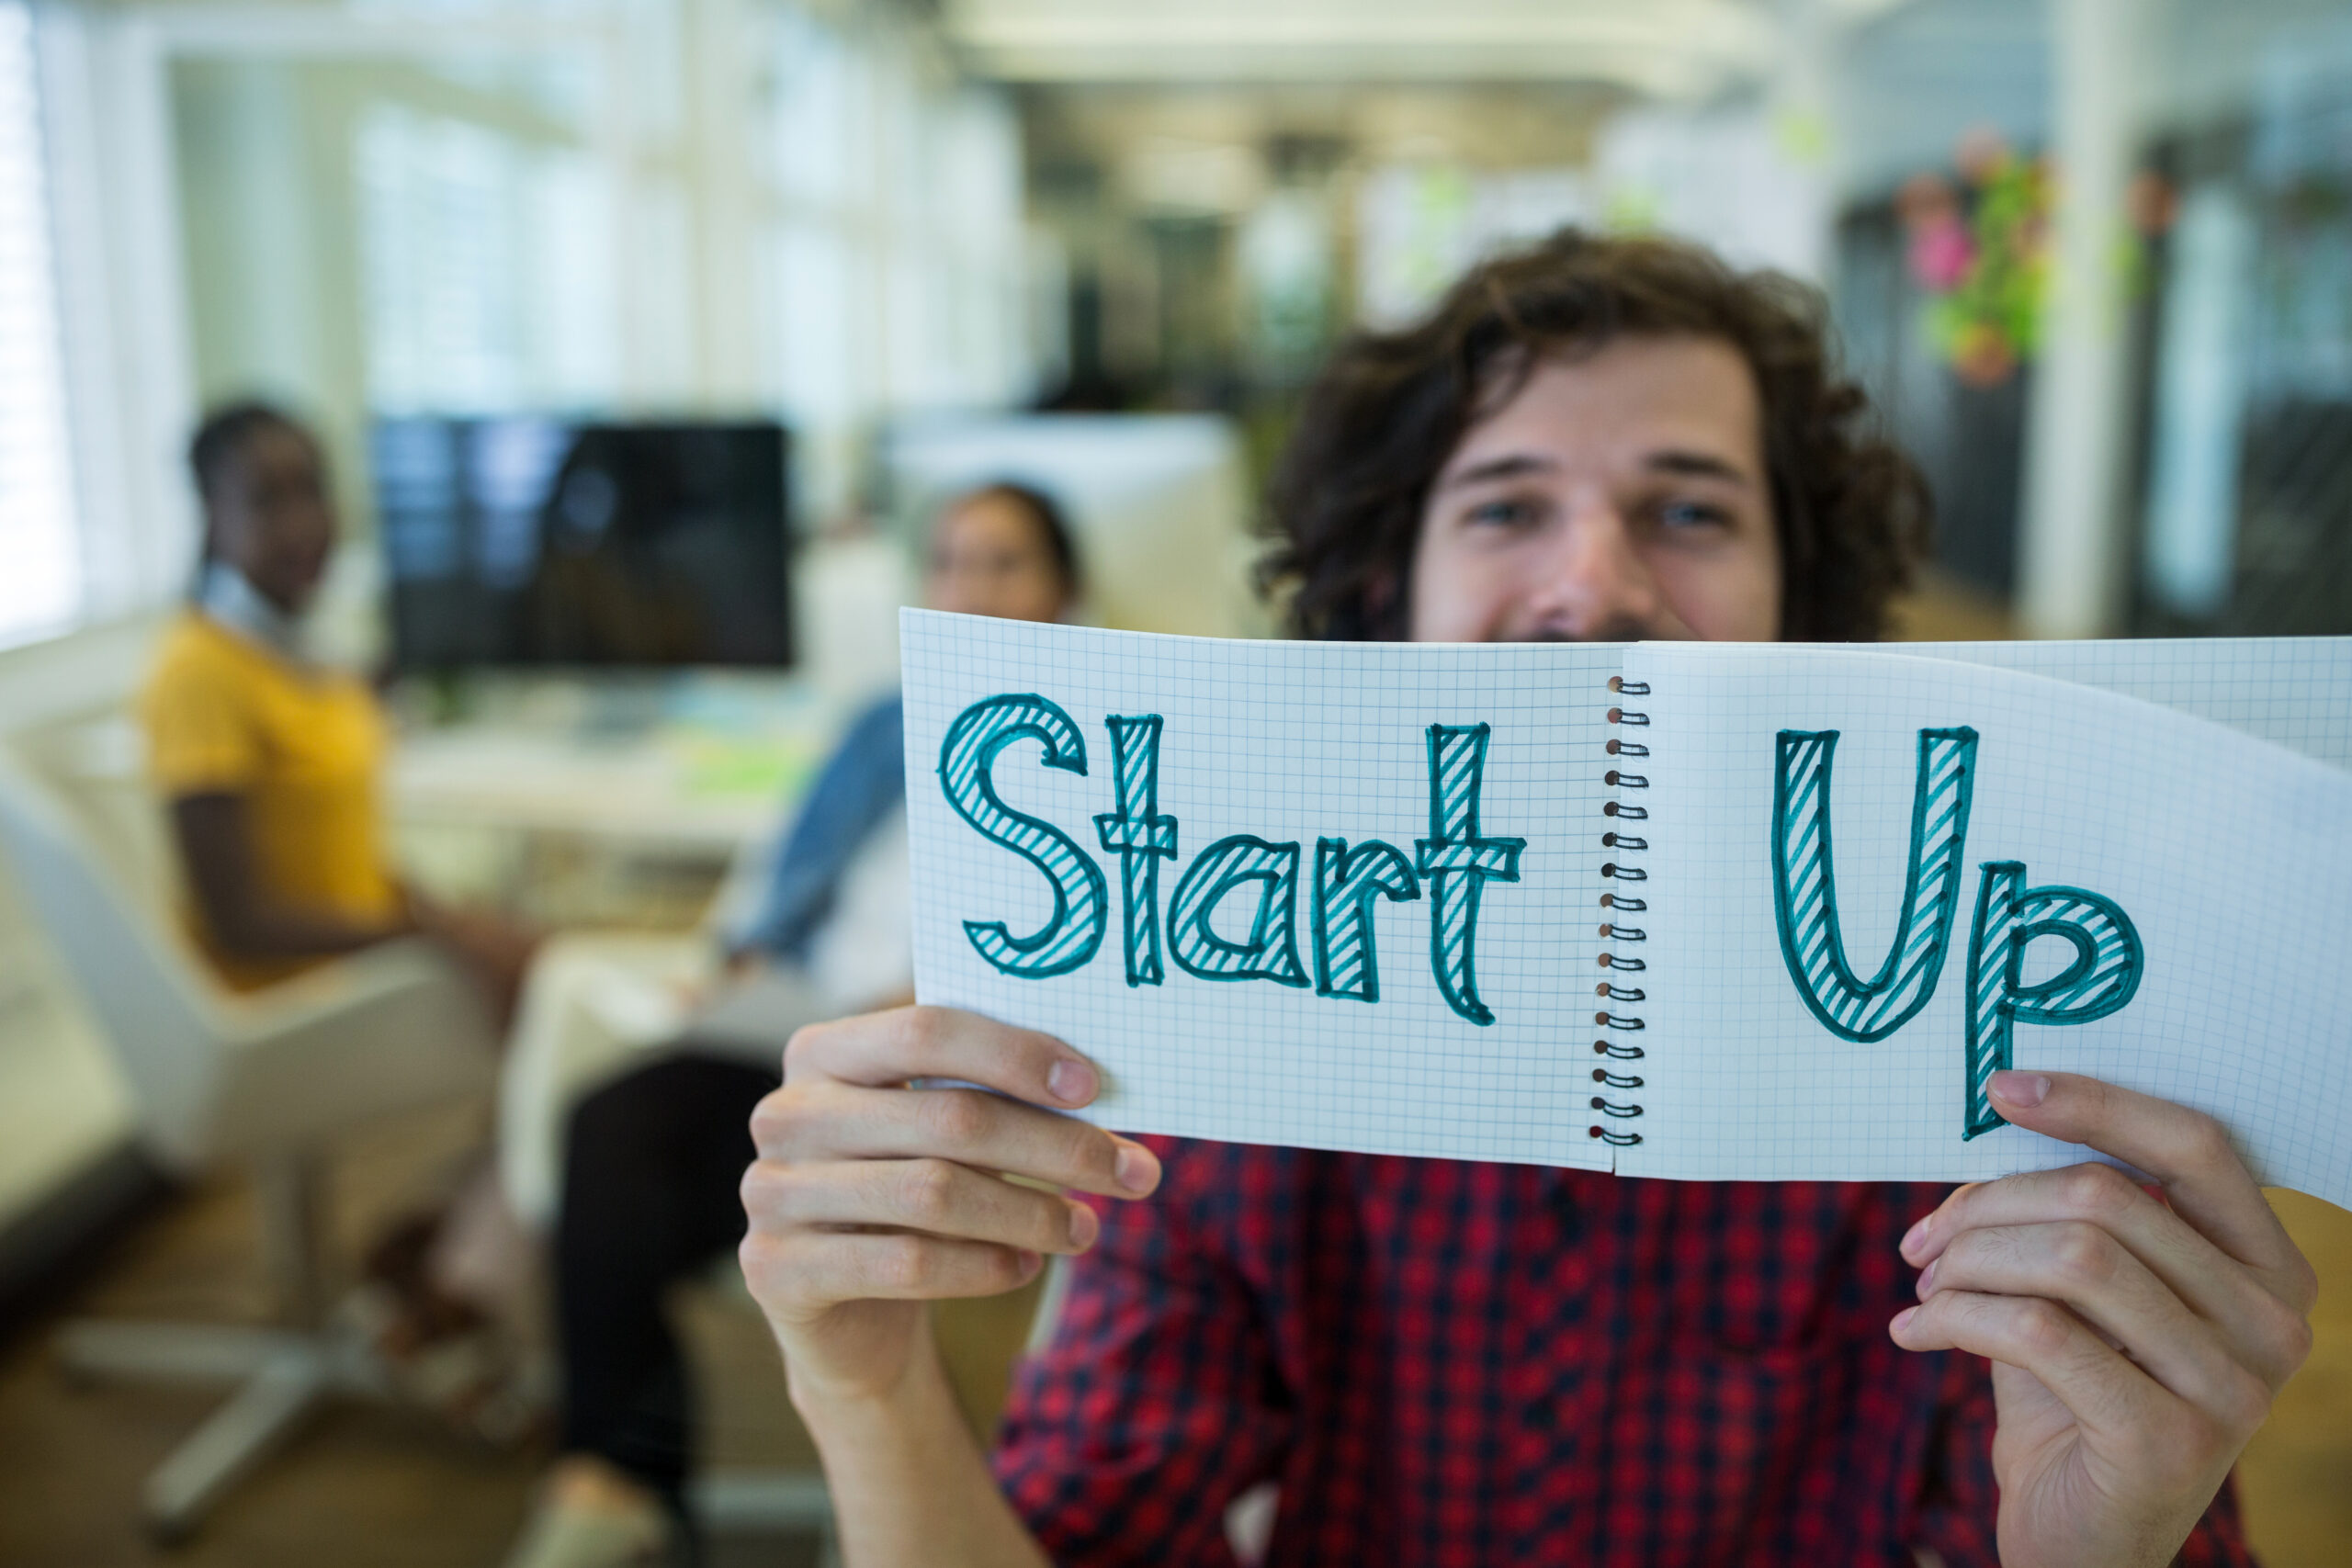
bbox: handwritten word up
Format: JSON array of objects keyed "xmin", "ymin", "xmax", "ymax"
[{"xmin": 1772, "ymin": 728, "xmax": 2143, "ymax": 1138}]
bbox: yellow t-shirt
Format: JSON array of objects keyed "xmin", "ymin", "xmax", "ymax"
[{"xmin": 141, "ymin": 613, "xmax": 401, "ymax": 990}]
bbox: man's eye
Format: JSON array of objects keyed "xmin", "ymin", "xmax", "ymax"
[
  {"xmin": 1465, "ymin": 498, "xmax": 1540, "ymax": 529},
  {"xmin": 1658, "ymin": 499, "xmax": 1732, "ymax": 531}
]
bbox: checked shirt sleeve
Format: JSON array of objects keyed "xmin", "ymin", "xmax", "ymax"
[
  {"xmin": 1906, "ymin": 1350, "xmax": 2259, "ymax": 1567},
  {"xmin": 992, "ymin": 1138, "xmax": 1289, "ymax": 1568}
]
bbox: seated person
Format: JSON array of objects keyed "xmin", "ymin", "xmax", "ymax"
[
  {"xmin": 142, "ymin": 401, "xmax": 539, "ymax": 1382},
  {"xmin": 740, "ymin": 231, "xmax": 2314, "ymax": 1565},
  {"xmin": 141, "ymin": 400, "xmax": 536, "ymax": 1008},
  {"xmin": 502, "ymin": 481, "xmax": 1082, "ymax": 1568}
]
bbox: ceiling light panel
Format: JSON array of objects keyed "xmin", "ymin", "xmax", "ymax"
[{"xmin": 942, "ymin": 0, "xmax": 1774, "ymax": 92}]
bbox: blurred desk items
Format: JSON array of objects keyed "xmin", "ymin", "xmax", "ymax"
[
  {"xmin": 392, "ymin": 728, "xmax": 784, "ymax": 854},
  {"xmin": 0, "ymin": 751, "xmax": 497, "ymax": 1542},
  {"xmin": 387, "ymin": 675, "xmax": 846, "ymax": 931}
]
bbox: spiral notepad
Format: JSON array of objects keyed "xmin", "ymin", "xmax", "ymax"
[{"xmin": 901, "ymin": 612, "xmax": 2352, "ymax": 1207}]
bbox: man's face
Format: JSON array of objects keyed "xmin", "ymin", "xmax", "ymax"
[{"xmin": 1406, "ymin": 334, "xmax": 1782, "ymax": 646}]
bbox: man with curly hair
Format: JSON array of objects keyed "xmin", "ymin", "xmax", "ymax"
[{"xmin": 737, "ymin": 231, "xmax": 2308, "ymax": 1567}]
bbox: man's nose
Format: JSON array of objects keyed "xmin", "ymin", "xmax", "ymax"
[{"xmin": 1522, "ymin": 498, "xmax": 1668, "ymax": 640}]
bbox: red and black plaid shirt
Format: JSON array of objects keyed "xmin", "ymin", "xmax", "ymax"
[{"xmin": 994, "ymin": 1137, "xmax": 2256, "ymax": 1567}]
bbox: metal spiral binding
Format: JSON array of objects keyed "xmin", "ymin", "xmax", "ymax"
[{"xmin": 1590, "ymin": 678, "xmax": 1649, "ymax": 1147}]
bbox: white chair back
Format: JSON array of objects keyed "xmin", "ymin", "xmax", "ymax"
[{"xmin": 0, "ymin": 755, "xmax": 222, "ymax": 1168}]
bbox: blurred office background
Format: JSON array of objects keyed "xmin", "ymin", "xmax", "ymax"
[{"xmin": 1, "ymin": 0, "xmax": 2349, "ymax": 1562}]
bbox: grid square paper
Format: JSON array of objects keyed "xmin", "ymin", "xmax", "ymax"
[
  {"xmin": 902, "ymin": 610, "xmax": 1620, "ymax": 1168},
  {"xmin": 1631, "ymin": 643, "xmax": 2352, "ymax": 1207},
  {"xmin": 905, "ymin": 614, "xmax": 2352, "ymax": 1203}
]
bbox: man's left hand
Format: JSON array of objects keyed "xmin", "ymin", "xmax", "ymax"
[{"xmin": 1892, "ymin": 1069, "xmax": 2316, "ymax": 1568}]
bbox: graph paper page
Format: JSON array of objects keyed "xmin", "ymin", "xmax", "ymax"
[
  {"xmin": 1624, "ymin": 643, "xmax": 2352, "ymax": 1208},
  {"xmin": 1841, "ymin": 637, "xmax": 2352, "ymax": 772},
  {"xmin": 901, "ymin": 610, "xmax": 1619, "ymax": 1168}
]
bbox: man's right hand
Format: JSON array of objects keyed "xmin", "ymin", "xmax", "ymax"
[{"xmin": 739, "ymin": 1005, "xmax": 1163, "ymax": 1405}]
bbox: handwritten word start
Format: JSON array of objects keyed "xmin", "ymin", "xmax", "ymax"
[{"xmin": 938, "ymin": 694, "xmax": 1520, "ymax": 1026}]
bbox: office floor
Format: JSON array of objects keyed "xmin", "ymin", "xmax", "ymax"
[
  {"xmin": 0, "ymin": 1105, "xmax": 558, "ymax": 1568},
  {"xmin": 0, "ymin": 1102, "xmax": 847, "ymax": 1568},
  {"xmin": 0, "ymin": 1091, "xmax": 1043, "ymax": 1568}
]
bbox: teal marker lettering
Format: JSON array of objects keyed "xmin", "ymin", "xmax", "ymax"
[
  {"xmin": 1772, "ymin": 727, "xmax": 1977, "ymax": 1043},
  {"xmin": 1963, "ymin": 863, "xmax": 2143, "ymax": 1138},
  {"xmin": 1416, "ymin": 723, "xmax": 1524, "ymax": 1026},
  {"xmin": 937, "ymin": 694, "xmax": 1107, "ymax": 978},
  {"xmin": 1093, "ymin": 714, "xmax": 1178, "ymax": 987}
]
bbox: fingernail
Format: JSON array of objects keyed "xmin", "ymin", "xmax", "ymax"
[
  {"xmin": 1016, "ymin": 1249, "xmax": 1043, "ymax": 1279},
  {"xmin": 1047, "ymin": 1059, "xmax": 1097, "ymax": 1106},
  {"xmin": 1900, "ymin": 1216, "xmax": 1931, "ymax": 1259},
  {"xmin": 1989, "ymin": 1070, "xmax": 2051, "ymax": 1108},
  {"xmin": 1067, "ymin": 1201, "xmax": 1099, "ymax": 1251},
  {"xmin": 1891, "ymin": 1306, "xmax": 1917, "ymax": 1336},
  {"xmin": 1916, "ymin": 1259, "xmax": 1937, "ymax": 1296},
  {"xmin": 1114, "ymin": 1144, "xmax": 1159, "ymax": 1195}
]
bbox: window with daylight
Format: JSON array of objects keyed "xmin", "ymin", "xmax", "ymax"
[
  {"xmin": 0, "ymin": 1, "xmax": 83, "ymax": 646},
  {"xmin": 356, "ymin": 96, "xmax": 617, "ymax": 414}
]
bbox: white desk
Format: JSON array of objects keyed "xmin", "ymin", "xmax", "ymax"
[
  {"xmin": 385, "ymin": 688, "xmax": 854, "ymax": 926},
  {"xmin": 390, "ymin": 726, "xmax": 819, "ymax": 856}
]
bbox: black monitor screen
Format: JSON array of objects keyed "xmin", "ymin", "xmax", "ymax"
[{"xmin": 375, "ymin": 418, "xmax": 793, "ymax": 671}]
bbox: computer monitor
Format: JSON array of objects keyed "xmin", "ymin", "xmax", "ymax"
[{"xmin": 373, "ymin": 417, "xmax": 794, "ymax": 671}]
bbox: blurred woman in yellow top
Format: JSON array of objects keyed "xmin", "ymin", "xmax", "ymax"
[
  {"xmin": 141, "ymin": 402, "xmax": 532, "ymax": 1009},
  {"xmin": 140, "ymin": 403, "xmax": 541, "ymax": 1420}
]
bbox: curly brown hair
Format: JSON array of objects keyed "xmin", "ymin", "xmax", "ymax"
[{"xmin": 1260, "ymin": 228, "xmax": 1930, "ymax": 642}]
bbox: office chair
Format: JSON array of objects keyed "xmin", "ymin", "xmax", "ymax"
[{"xmin": 0, "ymin": 754, "xmax": 497, "ymax": 1541}]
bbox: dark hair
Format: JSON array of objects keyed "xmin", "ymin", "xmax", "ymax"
[
  {"xmin": 187, "ymin": 400, "xmax": 311, "ymax": 503},
  {"xmin": 187, "ymin": 400, "xmax": 320, "ymax": 580},
  {"xmin": 1260, "ymin": 228, "xmax": 1930, "ymax": 643},
  {"xmin": 947, "ymin": 480, "xmax": 1085, "ymax": 595}
]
